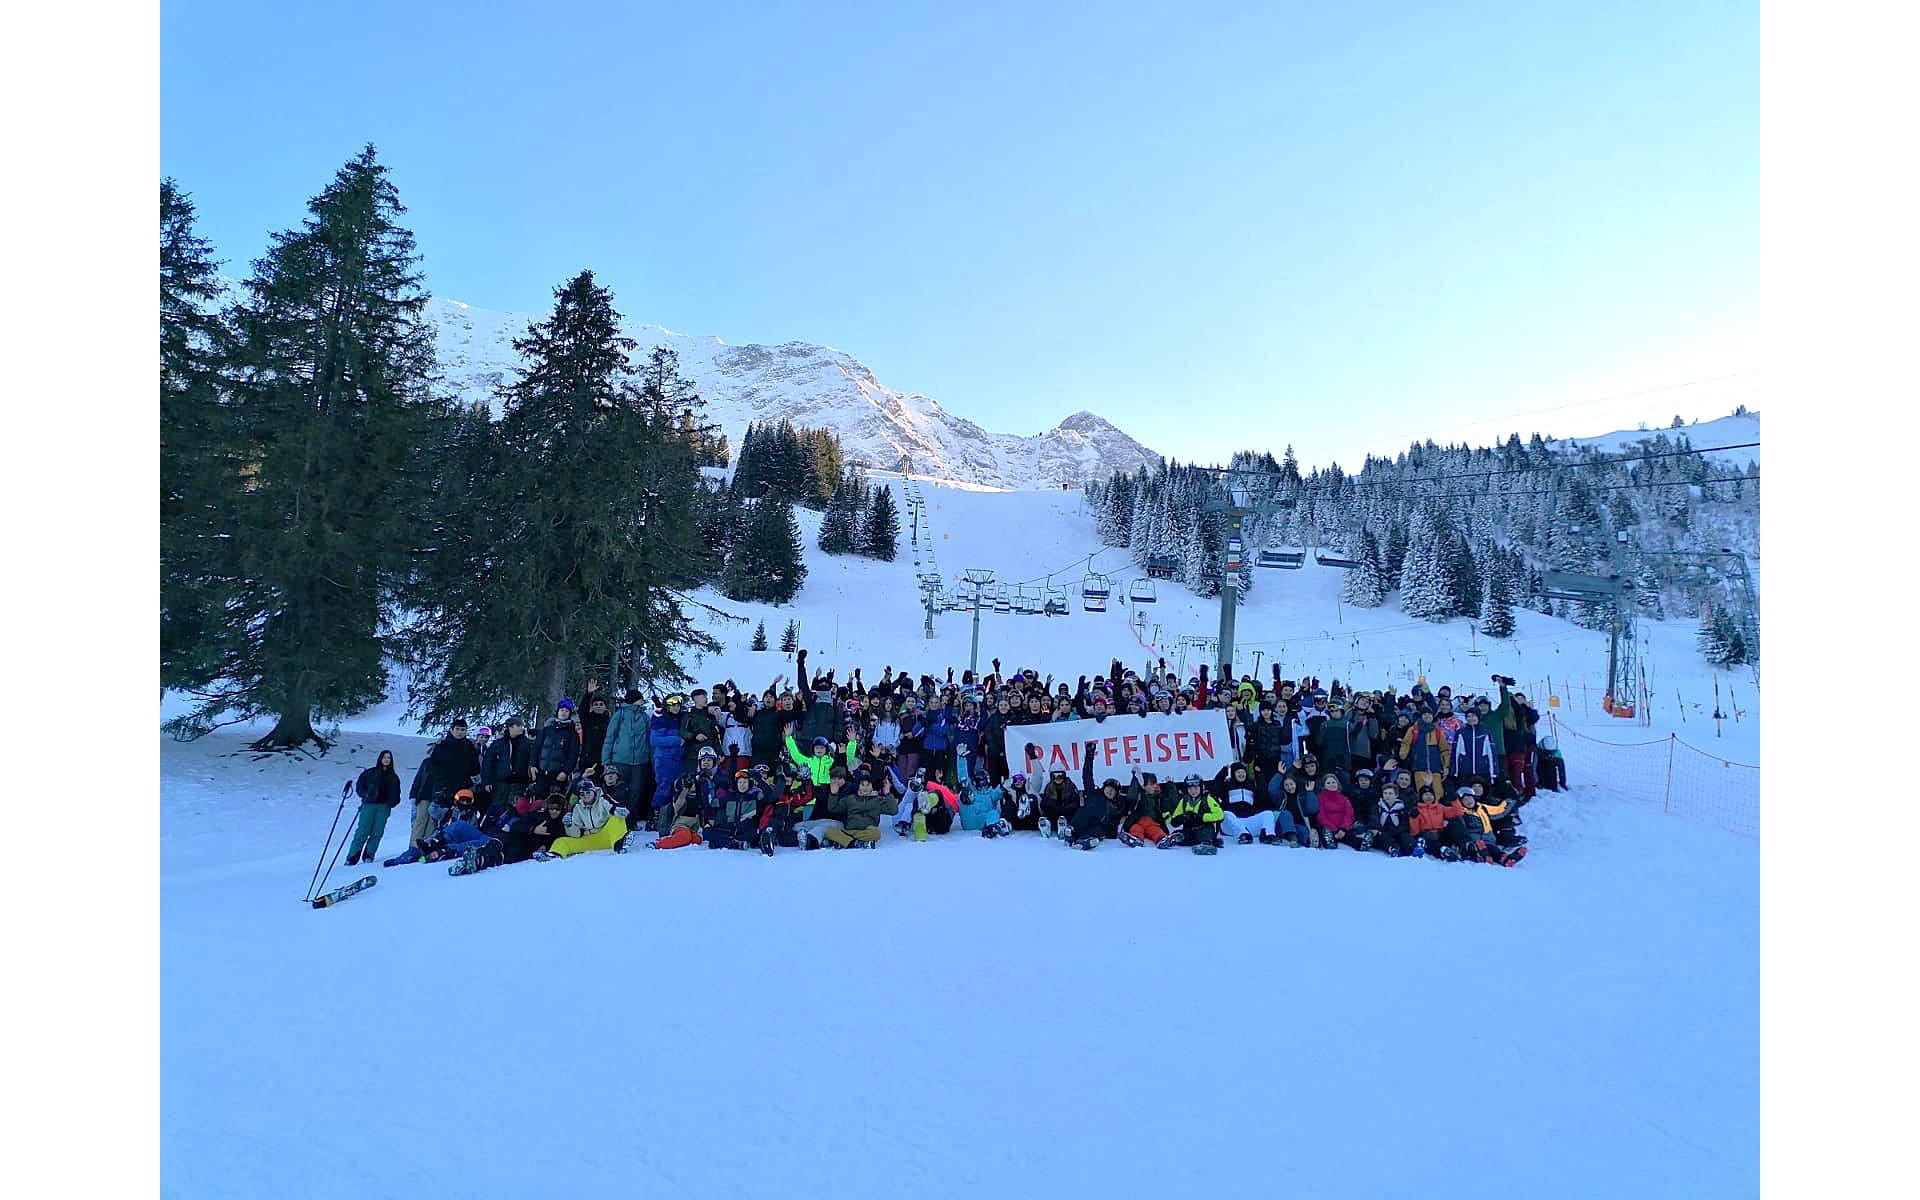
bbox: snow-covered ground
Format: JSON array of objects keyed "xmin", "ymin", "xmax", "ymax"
[{"xmin": 162, "ymin": 481, "xmax": 1759, "ymax": 1197}]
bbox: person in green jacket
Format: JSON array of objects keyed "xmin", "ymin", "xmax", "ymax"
[
  {"xmin": 1477, "ymin": 678, "xmax": 1514, "ymax": 761},
  {"xmin": 1166, "ymin": 773, "xmax": 1225, "ymax": 849},
  {"xmin": 784, "ymin": 722, "xmax": 858, "ymax": 786},
  {"xmin": 824, "ymin": 773, "xmax": 892, "ymax": 847}
]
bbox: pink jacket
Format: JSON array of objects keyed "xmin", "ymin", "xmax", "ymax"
[{"xmin": 1318, "ymin": 787, "xmax": 1355, "ymax": 832}]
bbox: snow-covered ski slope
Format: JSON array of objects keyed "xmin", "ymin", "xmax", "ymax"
[
  {"xmin": 161, "ymin": 726, "xmax": 1757, "ymax": 1199},
  {"xmin": 161, "ymin": 481, "xmax": 1758, "ymax": 1198}
]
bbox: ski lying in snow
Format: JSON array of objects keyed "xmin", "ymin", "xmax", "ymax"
[{"xmin": 311, "ymin": 875, "xmax": 376, "ymax": 908}]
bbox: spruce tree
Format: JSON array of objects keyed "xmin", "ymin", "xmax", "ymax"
[
  {"xmin": 1450, "ymin": 534, "xmax": 1481, "ymax": 619},
  {"xmin": 1340, "ymin": 529, "xmax": 1388, "ymax": 608},
  {"xmin": 182, "ymin": 147, "xmax": 438, "ymax": 748},
  {"xmin": 780, "ymin": 618, "xmax": 799, "ymax": 652},
  {"xmin": 403, "ymin": 269, "xmax": 719, "ymax": 727},
  {"xmin": 865, "ymin": 485, "xmax": 900, "ymax": 561},
  {"xmin": 751, "ymin": 620, "xmax": 768, "ymax": 651},
  {"xmin": 159, "ymin": 179, "xmax": 237, "ymax": 691},
  {"xmin": 818, "ymin": 474, "xmax": 859, "ymax": 555},
  {"xmin": 724, "ymin": 497, "xmax": 808, "ymax": 603},
  {"xmin": 1481, "ymin": 558, "xmax": 1516, "ymax": 638}
]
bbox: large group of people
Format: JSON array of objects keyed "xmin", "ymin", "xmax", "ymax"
[{"xmin": 346, "ymin": 648, "xmax": 1567, "ymax": 875}]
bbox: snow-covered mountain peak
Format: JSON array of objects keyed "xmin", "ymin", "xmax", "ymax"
[{"xmin": 427, "ymin": 297, "xmax": 1162, "ymax": 490}]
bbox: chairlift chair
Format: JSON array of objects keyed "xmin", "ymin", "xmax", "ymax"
[
  {"xmin": 1145, "ymin": 555, "xmax": 1178, "ymax": 580},
  {"xmin": 1128, "ymin": 578, "xmax": 1158, "ymax": 604},
  {"xmin": 1314, "ymin": 551, "xmax": 1363, "ymax": 570},
  {"xmin": 1082, "ymin": 572, "xmax": 1112, "ymax": 600},
  {"xmin": 1256, "ymin": 549, "xmax": 1305, "ymax": 570},
  {"xmin": 1083, "ymin": 593, "xmax": 1107, "ymax": 613}
]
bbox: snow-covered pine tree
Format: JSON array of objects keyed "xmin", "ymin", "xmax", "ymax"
[
  {"xmin": 1340, "ymin": 529, "xmax": 1388, "ymax": 607},
  {"xmin": 865, "ymin": 485, "xmax": 900, "ymax": 561},
  {"xmin": 1450, "ymin": 533, "xmax": 1481, "ymax": 619},
  {"xmin": 1398, "ymin": 508, "xmax": 1458, "ymax": 620},
  {"xmin": 780, "ymin": 618, "xmax": 799, "ymax": 653},
  {"xmin": 1481, "ymin": 557, "xmax": 1515, "ymax": 638},
  {"xmin": 1384, "ymin": 518, "xmax": 1410, "ymax": 581},
  {"xmin": 817, "ymin": 475, "xmax": 858, "ymax": 555},
  {"xmin": 751, "ymin": 621, "xmax": 768, "ymax": 651}
]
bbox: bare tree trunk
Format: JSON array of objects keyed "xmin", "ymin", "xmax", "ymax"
[
  {"xmin": 253, "ymin": 677, "xmax": 327, "ymax": 751},
  {"xmin": 544, "ymin": 651, "xmax": 571, "ymax": 713}
]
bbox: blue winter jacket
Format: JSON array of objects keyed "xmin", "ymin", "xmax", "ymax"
[
  {"xmin": 1450, "ymin": 724, "xmax": 1499, "ymax": 780},
  {"xmin": 603, "ymin": 704, "xmax": 652, "ymax": 766},
  {"xmin": 924, "ymin": 709, "xmax": 954, "ymax": 753}
]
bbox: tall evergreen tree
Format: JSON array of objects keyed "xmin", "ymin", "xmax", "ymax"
[
  {"xmin": 751, "ymin": 620, "xmax": 768, "ymax": 651},
  {"xmin": 1449, "ymin": 534, "xmax": 1481, "ymax": 619},
  {"xmin": 780, "ymin": 618, "xmax": 799, "ymax": 653},
  {"xmin": 1340, "ymin": 529, "xmax": 1388, "ymax": 608},
  {"xmin": 403, "ymin": 269, "xmax": 718, "ymax": 727},
  {"xmin": 724, "ymin": 497, "xmax": 808, "ymax": 603},
  {"xmin": 176, "ymin": 147, "xmax": 438, "ymax": 748},
  {"xmin": 1481, "ymin": 557, "xmax": 1516, "ymax": 638},
  {"xmin": 159, "ymin": 179, "xmax": 236, "ymax": 691},
  {"xmin": 818, "ymin": 473, "xmax": 860, "ymax": 555},
  {"xmin": 864, "ymin": 485, "xmax": 900, "ymax": 561}
]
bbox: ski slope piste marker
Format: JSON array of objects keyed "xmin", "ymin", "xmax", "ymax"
[{"xmin": 1005, "ymin": 710, "xmax": 1235, "ymax": 786}]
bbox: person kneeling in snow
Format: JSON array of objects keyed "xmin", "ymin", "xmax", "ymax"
[
  {"xmin": 793, "ymin": 767, "xmax": 847, "ymax": 850},
  {"xmin": 1359, "ymin": 784, "xmax": 1415, "ymax": 856},
  {"xmin": 1444, "ymin": 786, "xmax": 1524, "ymax": 865},
  {"xmin": 548, "ymin": 780, "xmax": 628, "ymax": 857},
  {"xmin": 498, "ymin": 793, "xmax": 571, "ymax": 864},
  {"xmin": 702, "ymin": 770, "xmax": 767, "ymax": 851},
  {"xmin": 824, "ymin": 773, "xmax": 893, "ymax": 848}
]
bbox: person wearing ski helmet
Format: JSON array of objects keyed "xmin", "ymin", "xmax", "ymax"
[
  {"xmin": 648, "ymin": 695, "xmax": 689, "ymax": 821},
  {"xmin": 1166, "ymin": 773, "xmax": 1224, "ymax": 848},
  {"xmin": 999, "ymin": 772, "xmax": 1042, "ymax": 832},
  {"xmin": 1037, "ymin": 763, "xmax": 1080, "ymax": 838},
  {"xmin": 784, "ymin": 719, "xmax": 858, "ymax": 786}
]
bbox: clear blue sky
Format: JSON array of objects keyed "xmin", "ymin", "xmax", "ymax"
[{"xmin": 162, "ymin": 0, "xmax": 1757, "ymax": 467}]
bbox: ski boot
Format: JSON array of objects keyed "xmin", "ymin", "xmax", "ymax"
[
  {"xmin": 1281, "ymin": 833, "xmax": 1299, "ymax": 848},
  {"xmin": 1193, "ymin": 837, "xmax": 1221, "ymax": 856},
  {"xmin": 980, "ymin": 822, "xmax": 999, "ymax": 839},
  {"xmin": 894, "ymin": 820, "xmax": 912, "ymax": 838},
  {"xmin": 1237, "ymin": 832, "xmax": 1254, "ymax": 845},
  {"xmin": 1499, "ymin": 845, "xmax": 1529, "ymax": 867},
  {"xmin": 1440, "ymin": 845, "xmax": 1461, "ymax": 862},
  {"xmin": 799, "ymin": 832, "xmax": 820, "ymax": 851},
  {"xmin": 1075, "ymin": 836, "xmax": 1100, "ymax": 851},
  {"xmin": 912, "ymin": 811, "xmax": 928, "ymax": 842},
  {"xmin": 1038, "ymin": 817, "xmax": 1054, "ymax": 839},
  {"xmin": 1411, "ymin": 836, "xmax": 1427, "ymax": 859},
  {"xmin": 994, "ymin": 818, "xmax": 1012, "ymax": 837},
  {"xmin": 1386, "ymin": 844, "xmax": 1403, "ymax": 858},
  {"xmin": 760, "ymin": 828, "xmax": 776, "ymax": 856},
  {"xmin": 1155, "ymin": 833, "xmax": 1182, "ymax": 850},
  {"xmin": 1118, "ymin": 830, "xmax": 1143, "ymax": 847},
  {"xmin": 1356, "ymin": 829, "xmax": 1378, "ymax": 851}
]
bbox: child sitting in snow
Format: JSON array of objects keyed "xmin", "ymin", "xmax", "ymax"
[
  {"xmin": 959, "ymin": 768, "xmax": 1007, "ymax": 836},
  {"xmin": 1361, "ymin": 783, "xmax": 1414, "ymax": 856},
  {"xmin": 1317, "ymin": 774, "xmax": 1358, "ymax": 849}
]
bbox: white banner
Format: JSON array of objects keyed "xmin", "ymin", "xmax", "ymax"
[{"xmin": 1004, "ymin": 711, "xmax": 1235, "ymax": 786}]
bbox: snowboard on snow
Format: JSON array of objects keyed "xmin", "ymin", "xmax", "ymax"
[{"xmin": 311, "ymin": 875, "xmax": 376, "ymax": 909}]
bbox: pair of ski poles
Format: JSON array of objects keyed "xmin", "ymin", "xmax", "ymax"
[{"xmin": 302, "ymin": 780, "xmax": 356, "ymax": 905}]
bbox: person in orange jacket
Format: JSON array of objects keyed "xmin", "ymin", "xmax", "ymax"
[{"xmin": 1409, "ymin": 785, "xmax": 1450, "ymax": 857}]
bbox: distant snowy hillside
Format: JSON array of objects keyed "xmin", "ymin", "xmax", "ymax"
[
  {"xmin": 428, "ymin": 298, "xmax": 1162, "ymax": 490},
  {"xmin": 1550, "ymin": 410, "xmax": 1760, "ymax": 467}
]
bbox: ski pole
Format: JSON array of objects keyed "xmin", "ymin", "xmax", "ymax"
[{"xmin": 304, "ymin": 780, "xmax": 353, "ymax": 904}]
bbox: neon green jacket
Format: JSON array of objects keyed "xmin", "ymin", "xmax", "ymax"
[{"xmin": 786, "ymin": 734, "xmax": 859, "ymax": 786}]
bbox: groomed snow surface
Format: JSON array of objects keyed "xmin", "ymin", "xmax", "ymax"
[{"xmin": 162, "ymin": 481, "xmax": 1758, "ymax": 1198}]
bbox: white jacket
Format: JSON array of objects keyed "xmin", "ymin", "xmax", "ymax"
[{"xmin": 564, "ymin": 794, "xmax": 614, "ymax": 839}]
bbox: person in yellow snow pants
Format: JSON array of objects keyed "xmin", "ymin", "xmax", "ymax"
[{"xmin": 550, "ymin": 813, "xmax": 628, "ymax": 857}]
